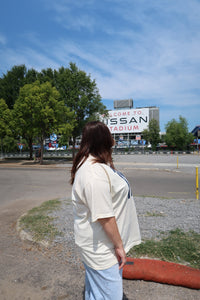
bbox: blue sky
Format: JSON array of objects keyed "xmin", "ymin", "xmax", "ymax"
[{"xmin": 0, "ymin": 0, "xmax": 200, "ymax": 132}]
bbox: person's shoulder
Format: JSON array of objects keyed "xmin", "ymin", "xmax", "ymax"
[{"xmin": 86, "ymin": 156, "xmax": 109, "ymax": 178}]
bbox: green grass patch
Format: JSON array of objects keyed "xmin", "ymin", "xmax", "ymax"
[
  {"xmin": 128, "ymin": 229, "xmax": 200, "ymax": 269},
  {"xmin": 19, "ymin": 199, "xmax": 62, "ymax": 242}
]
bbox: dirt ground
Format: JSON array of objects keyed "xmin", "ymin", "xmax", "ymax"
[{"xmin": 0, "ymin": 159, "xmax": 200, "ymax": 299}]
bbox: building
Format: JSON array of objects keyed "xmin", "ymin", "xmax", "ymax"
[
  {"xmin": 103, "ymin": 99, "xmax": 159, "ymax": 147},
  {"xmin": 191, "ymin": 125, "xmax": 200, "ymax": 151}
]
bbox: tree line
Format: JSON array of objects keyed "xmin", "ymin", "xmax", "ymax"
[
  {"xmin": 142, "ymin": 117, "xmax": 194, "ymax": 151},
  {"xmin": 0, "ymin": 63, "xmax": 107, "ymax": 163},
  {"xmin": 0, "ymin": 63, "xmax": 195, "ymax": 161}
]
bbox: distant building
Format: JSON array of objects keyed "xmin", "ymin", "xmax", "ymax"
[
  {"xmin": 103, "ymin": 99, "xmax": 160, "ymax": 147},
  {"xmin": 191, "ymin": 125, "xmax": 200, "ymax": 138},
  {"xmin": 191, "ymin": 125, "xmax": 200, "ymax": 150}
]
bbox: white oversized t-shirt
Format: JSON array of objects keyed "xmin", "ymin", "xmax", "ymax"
[{"xmin": 72, "ymin": 155, "xmax": 141, "ymax": 270}]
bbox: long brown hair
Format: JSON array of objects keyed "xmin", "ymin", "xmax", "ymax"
[{"xmin": 71, "ymin": 121, "xmax": 114, "ymax": 184}]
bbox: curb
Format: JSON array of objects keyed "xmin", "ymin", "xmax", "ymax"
[{"xmin": 0, "ymin": 163, "xmax": 69, "ymax": 169}]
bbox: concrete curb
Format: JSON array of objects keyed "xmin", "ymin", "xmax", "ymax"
[{"xmin": 0, "ymin": 162, "xmax": 70, "ymax": 169}]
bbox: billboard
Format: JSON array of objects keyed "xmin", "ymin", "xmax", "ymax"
[{"xmin": 104, "ymin": 108, "xmax": 149, "ymax": 134}]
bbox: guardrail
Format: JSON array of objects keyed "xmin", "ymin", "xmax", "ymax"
[
  {"xmin": 112, "ymin": 149, "xmax": 196, "ymax": 155},
  {"xmin": 1, "ymin": 151, "xmax": 73, "ymax": 159},
  {"xmin": 1, "ymin": 149, "xmax": 198, "ymax": 159}
]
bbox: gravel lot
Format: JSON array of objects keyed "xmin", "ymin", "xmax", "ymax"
[{"xmin": 50, "ymin": 196, "xmax": 200, "ymax": 267}]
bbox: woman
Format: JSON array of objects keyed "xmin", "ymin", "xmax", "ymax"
[{"xmin": 71, "ymin": 121, "xmax": 141, "ymax": 300}]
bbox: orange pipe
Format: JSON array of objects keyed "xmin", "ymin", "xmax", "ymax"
[{"xmin": 123, "ymin": 257, "xmax": 200, "ymax": 289}]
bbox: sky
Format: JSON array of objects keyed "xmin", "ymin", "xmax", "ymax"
[{"xmin": 0, "ymin": 0, "xmax": 200, "ymax": 132}]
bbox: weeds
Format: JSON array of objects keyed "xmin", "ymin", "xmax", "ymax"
[
  {"xmin": 128, "ymin": 229, "xmax": 200, "ymax": 269},
  {"xmin": 19, "ymin": 199, "xmax": 62, "ymax": 242}
]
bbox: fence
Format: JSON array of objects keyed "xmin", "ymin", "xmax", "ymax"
[{"xmin": 1, "ymin": 149, "xmax": 198, "ymax": 159}]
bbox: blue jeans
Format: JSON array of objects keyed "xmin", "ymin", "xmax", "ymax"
[{"xmin": 84, "ymin": 263, "xmax": 123, "ymax": 300}]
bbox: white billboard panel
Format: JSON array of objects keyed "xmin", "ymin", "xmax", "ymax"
[{"xmin": 104, "ymin": 108, "xmax": 149, "ymax": 134}]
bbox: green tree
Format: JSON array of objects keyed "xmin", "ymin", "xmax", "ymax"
[
  {"xmin": 54, "ymin": 63, "xmax": 107, "ymax": 154},
  {"xmin": 2, "ymin": 136, "xmax": 18, "ymax": 153},
  {"xmin": 25, "ymin": 68, "xmax": 39, "ymax": 84},
  {"xmin": 165, "ymin": 116, "xmax": 194, "ymax": 150},
  {"xmin": 1, "ymin": 63, "xmax": 106, "ymax": 157},
  {"xmin": 142, "ymin": 119, "xmax": 160, "ymax": 151},
  {"xmin": 0, "ymin": 65, "xmax": 27, "ymax": 108},
  {"xmin": 0, "ymin": 65, "xmax": 40, "ymax": 109},
  {"xmin": 0, "ymin": 99, "xmax": 12, "ymax": 158},
  {"xmin": 12, "ymin": 85, "xmax": 36, "ymax": 160},
  {"xmin": 38, "ymin": 68, "xmax": 54, "ymax": 85},
  {"xmin": 13, "ymin": 81, "xmax": 75, "ymax": 162}
]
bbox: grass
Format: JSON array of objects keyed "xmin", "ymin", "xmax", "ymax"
[
  {"xmin": 19, "ymin": 199, "xmax": 62, "ymax": 242},
  {"xmin": 128, "ymin": 229, "xmax": 200, "ymax": 269}
]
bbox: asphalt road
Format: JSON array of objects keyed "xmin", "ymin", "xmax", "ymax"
[
  {"xmin": 114, "ymin": 154, "xmax": 199, "ymax": 199},
  {"xmin": 0, "ymin": 154, "xmax": 199, "ymax": 209},
  {"xmin": 0, "ymin": 166, "xmax": 72, "ymax": 208},
  {"xmin": 122, "ymin": 169, "xmax": 196, "ymax": 199}
]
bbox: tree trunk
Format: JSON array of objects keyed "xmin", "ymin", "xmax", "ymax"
[
  {"xmin": 1, "ymin": 137, "xmax": 3, "ymax": 159},
  {"xmin": 72, "ymin": 136, "xmax": 76, "ymax": 159},
  {"xmin": 40, "ymin": 139, "xmax": 43, "ymax": 165},
  {"xmin": 28, "ymin": 137, "xmax": 33, "ymax": 160}
]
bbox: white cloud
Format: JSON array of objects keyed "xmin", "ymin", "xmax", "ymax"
[
  {"xmin": 1, "ymin": 0, "xmax": 199, "ymax": 115},
  {"xmin": 44, "ymin": 22, "xmax": 200, "ymax": 108},
  {"xmin": 0, "ymin": 46, "xmax": 60, "ymax": 74},
  {"xmin": 44, "ymin": 0, "xmax": 96, "ymax": 31}
]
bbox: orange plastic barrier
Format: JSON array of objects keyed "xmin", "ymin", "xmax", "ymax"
[{"xmin": 123, "ymin": 257, "xmax": 200, "ymax": 289}]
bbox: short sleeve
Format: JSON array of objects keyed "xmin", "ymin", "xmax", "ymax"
[{"xmin": 84, "ymin": 165, "xmax": 115, "ymax": 222}]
